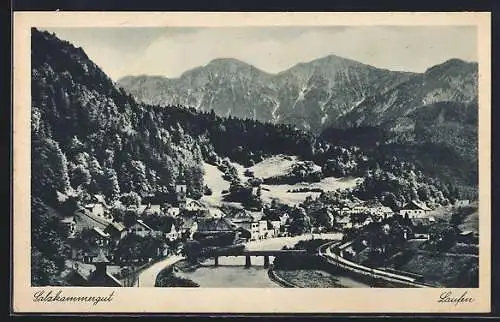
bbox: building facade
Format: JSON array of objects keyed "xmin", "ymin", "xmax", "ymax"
[{"xmin": 399, "ymin": 200, "xmax": 431, "ymax": 219}]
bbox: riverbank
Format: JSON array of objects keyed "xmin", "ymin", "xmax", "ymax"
[
  {"xmin": 273, "ymin": 269, "xmax": 347, "ymax": 288},
  {"xmin": 155, "ymin": 262, "xmax": 200, "ymax": 287}
]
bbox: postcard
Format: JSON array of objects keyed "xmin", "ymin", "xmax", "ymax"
[{"xmin": 12, "ymin": 11, "xmax": 491, "ymax": 313}]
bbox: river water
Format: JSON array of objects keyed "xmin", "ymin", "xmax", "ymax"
[
  {"xmin": 175, "ymin": 256, "xmax": 370, "ymax": 288},
  {"xmin": 176, "ymin": 256, "xmax": 281, "ymax": 288}
]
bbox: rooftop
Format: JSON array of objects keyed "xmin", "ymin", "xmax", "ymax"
[
  {"xmin": 93, "ymin": 227, "xmax": 111, "ymax": 238},
  {"xmin": 402, "ymin": 200, "xmax": 432, "ymax": 211},
  {"xmin": 197, "ymin": 217, "xmax": 236, "ymax": 232},
  {"xmin": 107, "ymin": 221, "xmax": 126, "ymax": 232},
  {"xmin": 136, "ymin": 219, "xmax": 154, "ymax": 231}
]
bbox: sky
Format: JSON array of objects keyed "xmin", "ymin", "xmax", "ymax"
[{"xmin": 45, "ymin": 26, "xmax": 477, "ymax": 81}]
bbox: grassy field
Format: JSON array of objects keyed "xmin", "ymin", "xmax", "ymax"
[
  {"xmin": 245, "ymin": 155, "xmax": 300, "ymax": 179},
  {"xmin": 458, "ymin": 205, "xmax": 479, "ymax": 233},
  {"xmin": 201, "ymin": 157, "xmax": 360, "ymax": 208},
  {"xmin": 260, "ymin": 177, "xmax": 360, "ymax": 206},
  {"xmin": 199, "ymin": 162, "xmax": 231, "ymax": 208},
  {"xmin": 236, "ymin": 155, "xmax": 360, "ymax": 206}
]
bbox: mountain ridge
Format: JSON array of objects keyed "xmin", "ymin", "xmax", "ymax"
[{"xmin": 118, "ymin": 55, "xmax": 419, "ymax": 129}]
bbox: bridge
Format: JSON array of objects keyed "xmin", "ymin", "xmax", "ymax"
[{"xmin": 205, "ymin": 249, "xmax": 308, "ymax": 268}]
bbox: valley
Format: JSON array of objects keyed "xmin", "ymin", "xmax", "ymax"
[{"xmin": 29, "ymin": 28, "xmax": 479, "ymax": 289}]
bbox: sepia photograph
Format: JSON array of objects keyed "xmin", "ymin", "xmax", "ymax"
[{"xmin": 13, "ymin": 11, "xmax": 491, "ymax": 313}]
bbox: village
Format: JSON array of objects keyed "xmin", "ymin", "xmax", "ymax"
[{"xmin": 53, "ymin": 167, "xmax": 477, "ymax": 288}]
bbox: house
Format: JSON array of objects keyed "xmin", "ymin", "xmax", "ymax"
[
  {"xmin": 104, "ymin": 222, "xmax": 127, "ymax": 241},
  {"xmin": 65, "ymin": 267, "xmax": 89, "ymax": 286},
  {"xmin": 265, "ymin": 221, "xmax": 277, "ymax": 238},
  {"xmin": 279, "ymin": 213, "xmax": 290, "ymax": 226},
  {"xmin": 180, "ymin": 215, "xmax": 199, "ymax": 234},
  {"xmin": 362, "ymin": 217, "xmax": 373, "ymax": 226},
  {"xmin": 86, "ymin": 250, "xmax": 122, "ymax": 287},
  {"xmin": 166, "ymin": 207, "xmax": 180, "ymax": 217},
  {"xmin": 92, "ymin": 194, "xmax": 109, "ymax": 206},
  {"xmin": 399, "ymin": 200, "xmax": 431, "ymax": 219},
  {"xmin": 455, "ymin": 200, "xmax": 471, "ymax": 207},
  {"xmin": 196, "ymin": 217, "xmax": 236, "ymax": 234},
  {"xmin": 258, "ymin": 220, "xmax": 269, "ymax": 239},
  {"xmin": 410, "ymin": 217, "xmax": 432, "ymax": 234},
  {"xmin": 165, "ymin": 222, "xmax": 180, "ymax": 242},
  {"xmin": 340, "ymin": 207, "xmax": 352, "ymax": 216},
  {"xmin": 73, "ymin": 207, "xmax": 109, "ymax": 233},
  {"xmin": 85, "ymin": 203, "xmax": 106, "ymax": 218},
  {"xmin": 82, "ymin": 250, "xmax": 99, "ymax": 264},
  {"xmin": 337, "ymin": 216, "xmax": 352, "ymax": 229},
  {"xmin": 84, "ymin": 195, "xmax": 112, "ymax": 220},
  {"xmin": 229, "ymin": 212, "xmax": 258, "ymax": 240},
  {"xmin": 60, "ymin": 216, "xmax": 77, "ymax": 238},
  {"xmin": 195, "ymin": 217, "xmax": 240, "ymax": 245},
  {"xmin": 270, "ymin": 220, "xmax": 281, "ymax": 237},
  {"xmin": 204, "ymin": 208, "xmax": 226, "ymax": 219},
  {"xmin": 184, "ymin": 199, "xmax": 207, "ymax": 213},
  {"xmin": 176, "ymin": 184, "xmax": 187, "ymax": 195},
  {"xmin": 457, "ymin": 230, "xmax": 478, "ymax": 244},
  {"xmin": 129, "ymin": 220, "xmax": 154, "ymax": 238},
  {"xmin": 187, "ymin": 221, "xmax": 198, "ymax": 240},
  {"xmin": 148, "ymin": 204, "xmax": 163, "ymax": 216},
  {"xmin": 351, "ymin": 206, "xmax": 368, "ymax": 214},
  {"xmin": 136, "ymin": 204, "xmax": 149, "ymax": 216},
  {"xmin": 251, "ymin": 222, "xmax": 260, "ymax": 240},
  {"xmin": 369, "ymin": 206, "xmax": 394, "ymax": 219},
  {"xmin": 89, "ymin": 227, "xmax": 111, "ymax": 247}
]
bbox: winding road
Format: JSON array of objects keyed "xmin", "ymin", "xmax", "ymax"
[{"xmin": 133, "ymin": 255, "xmax": 185, "ymax": 287}]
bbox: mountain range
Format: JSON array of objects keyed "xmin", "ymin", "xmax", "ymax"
[{"xmin": 117, "ymin": 56, "xmax": 477, "ymax": 133}]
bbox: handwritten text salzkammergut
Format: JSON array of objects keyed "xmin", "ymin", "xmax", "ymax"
[{"xmin": 33, "ymin": 290, "xmax": 115, "ymax": 306}]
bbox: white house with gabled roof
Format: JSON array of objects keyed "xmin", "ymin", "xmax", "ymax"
[{"xmin": 399, "ymin": 200, "xmax": 431, "ymax": 219}]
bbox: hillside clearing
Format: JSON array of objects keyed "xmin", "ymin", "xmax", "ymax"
[
  {"xmin": 202, "ymin": 157, "xmax": 361, "ymax": 208},
  {"xmin": 260, "ymin": 177, "xmax": 360, "ymax": 206}
]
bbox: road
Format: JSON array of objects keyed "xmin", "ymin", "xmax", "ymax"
[
  {"xmin": 318, "ymin": 241, "xmax": 433, "ymax": 288},
  {"xmin": 134, "ymin": 255, "xmax": 185, "ymax": 287}
]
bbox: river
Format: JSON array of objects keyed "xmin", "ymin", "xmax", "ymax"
[
  {"xmin": 149, "ymin": 234, "xmax": 371, "ymax": 288},
  {"xmin": 175, "ymin": 256, "xmax": 281, "ymax": 288},
  {"xmin": 174, "ymin": 235, "xmax": 337, "ymax": 288}
]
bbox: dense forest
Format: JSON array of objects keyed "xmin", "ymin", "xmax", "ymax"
[{"xmin": 30, "ymin": 28, "xmax": 467, "ymax": 285}]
